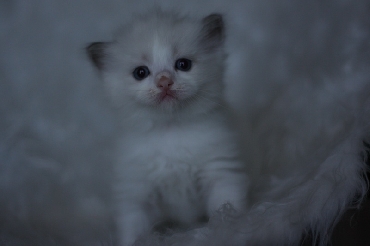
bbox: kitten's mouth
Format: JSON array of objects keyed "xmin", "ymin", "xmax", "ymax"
[{"xmin": 158, "ymin": 90, "xmax": 177, "ymax": 102}]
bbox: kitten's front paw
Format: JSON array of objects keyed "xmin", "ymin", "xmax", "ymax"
[{"xmin": 206, "ymin": 182, "xmax": 248, "ymax": 216}]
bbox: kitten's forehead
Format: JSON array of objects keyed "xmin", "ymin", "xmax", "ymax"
[
  {"xmin": 151, "ymin": 35, "xmax": 174, "ymax": 67},
  {"xmin": 116, "ymin": 13, "xmax": 199, "ymax": 65}
]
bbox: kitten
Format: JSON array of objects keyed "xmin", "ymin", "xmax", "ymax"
[{"xmin": 87, "ymin": 10, "xmax": 249, "ymax": 246}]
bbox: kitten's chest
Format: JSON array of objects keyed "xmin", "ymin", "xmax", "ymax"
[
  {"xmin": 117, "ymin": 126, "xmax": 207, "ymax": 207},
  {"xmin": 115, "ymin": 121, "xmax": 236, "ymax": 220},
  {"xmin": 120, "ymin": 126, "xmax": 207, "ymax": 174}
]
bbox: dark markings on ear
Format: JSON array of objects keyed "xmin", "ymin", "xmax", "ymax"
[
  {"xmin": 200, "ymin": 14, "xmax": 224, "ymax": 51},
  {"xmin": 86, "ymin": 42, "xmax": 108, "ymax": 70}
]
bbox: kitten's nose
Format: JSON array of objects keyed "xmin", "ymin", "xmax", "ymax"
[{"xmin": 156, "ymin": 75, "xmax": 174, "ymax": 90}]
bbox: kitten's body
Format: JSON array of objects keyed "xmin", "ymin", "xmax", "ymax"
[
  {"xmin": 115, "ymin": 110, "xmax": 247, "ymax": 244},
  {"xmin": 87, "ymin": 11, "xmax": 249, "ymax": 245}
]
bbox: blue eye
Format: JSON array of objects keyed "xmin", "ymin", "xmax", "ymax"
[
  {"xmin": 175, "ymin": 58, "xmax": 192, "ymax": 71},
  {"xmin": 133, "ymin": 66, "xmax": 150, "ymax": 80}
]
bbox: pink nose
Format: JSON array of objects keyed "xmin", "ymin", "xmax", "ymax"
[{"xmin": 156, "ymin": 76, "xmax": 174, "ymax": 90}]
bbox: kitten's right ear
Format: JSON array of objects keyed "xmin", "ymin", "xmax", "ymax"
[
  {"xmin": 86, "ymin": 42, "xmax": 108, "ymax": 70},
  {"xmin": 199, "ymin": 13, "xmax": 224, "ymax": 51}
]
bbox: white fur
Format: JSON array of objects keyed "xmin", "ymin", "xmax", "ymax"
[{"xmin": 99, "ymin": 12, "xmax": 249, "ymax": 245}]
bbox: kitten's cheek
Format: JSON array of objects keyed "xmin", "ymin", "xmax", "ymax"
[{"xmin": 179, "ymin": 88, "xmax": 196, "ymax": 100}]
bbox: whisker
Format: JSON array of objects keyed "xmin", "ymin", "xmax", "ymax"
[{"xmin": 194, "ymin": 92, "xmax": 228, "ymax": 110}]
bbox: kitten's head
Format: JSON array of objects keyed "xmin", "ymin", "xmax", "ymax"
[{"xmin": 87, "ymin": 11, "xmax": 226, "ymax": 119}]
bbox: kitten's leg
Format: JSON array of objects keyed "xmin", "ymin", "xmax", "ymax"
[
  {"xmin": 203, "ymin": 163, "xmax": 249, "ymax": 215},
  {"xmin": 116, "ymin": 204, "xmax": 150, "ymax": 246}
]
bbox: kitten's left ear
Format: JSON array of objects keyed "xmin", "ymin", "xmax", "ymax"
[
  {"xmin": 199, "ymin": 13, "xmax": 224, "ymax": 51},
  {"xmin": 86, "ymin": 42, "xmax": 109, "ymax": 70}
]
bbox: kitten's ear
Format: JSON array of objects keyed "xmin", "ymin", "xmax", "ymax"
[
  {"xmin": 199, "ymin": 13, "xmax": 224, "ymax": 51},
  {"xmin": 86, "ymin": 42, "xmax": 109, "ymax": 70}
]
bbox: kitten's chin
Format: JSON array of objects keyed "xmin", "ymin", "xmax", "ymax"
[{"xmin": 154, "ymin": 90, "xmax": 181, "ymax": 111}]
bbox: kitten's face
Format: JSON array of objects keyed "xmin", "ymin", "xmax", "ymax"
[{"xmin": 87, "ymin": 12, "xmax": 225, "ymax": 116}]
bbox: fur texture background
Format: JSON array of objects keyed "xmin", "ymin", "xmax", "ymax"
[{"xmin": 1, "ymin": 0, "xmax": 370, "ymax": 245}]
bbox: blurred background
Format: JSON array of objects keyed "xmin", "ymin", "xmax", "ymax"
[{"xmin": 1, "ymin": 0, "xmax": 370, "ymax": 245}]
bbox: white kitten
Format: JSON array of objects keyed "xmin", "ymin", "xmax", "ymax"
[{"xmin": 87, "ymin": 11, "xmax": 249, "ymax": 246}]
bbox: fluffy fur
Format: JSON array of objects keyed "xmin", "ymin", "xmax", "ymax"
[{"xmin": 87, "ymin": 11, "xmax": 249, "ymax": 245}]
